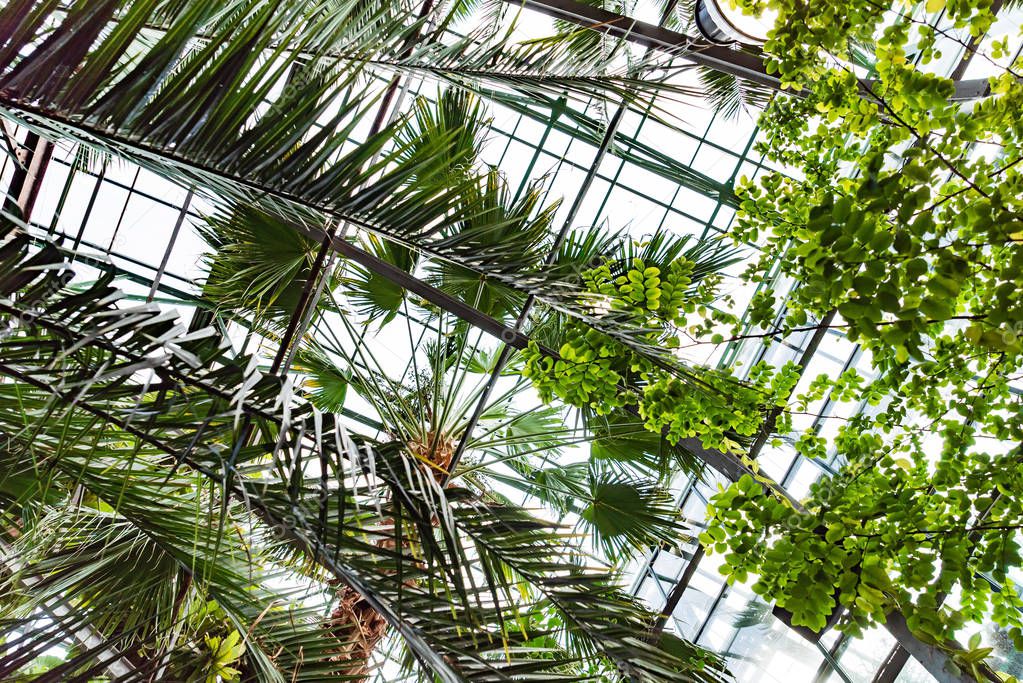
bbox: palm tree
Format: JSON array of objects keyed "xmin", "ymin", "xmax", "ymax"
[
  {"xmin": 0, "ymin": 206, "xmax": 737, "ymax": 681},
  {"xmin": 0, "ymin": 1, "xmax": 744, "ymax": 681},
  {"xmin": 0, "ymin": 0, "xmax": 714, "ymax": 372}
]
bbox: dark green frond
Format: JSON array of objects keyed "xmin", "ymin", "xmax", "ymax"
[
  {"xmin": 0, "ymin": 214, "xmax": 730, "ymax": 682},
  {"xmin": 427, "ymin": 169, "xmax": 560, "ymax": 319},
  {"xmin": 196, "ymin": 205, "xmax": 327, "ymax": 321},
  {"xmin": 697, "ymin": 65, "xmax": 773, "ymax": 120},
  {"xmin": 340, "ymin": 234, "xmax": 419, "ymax": 324}
]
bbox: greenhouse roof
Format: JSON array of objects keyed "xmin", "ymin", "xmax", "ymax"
[{"xmin": 1, "ymin": 1, "xmax": 1022, "ymax": 681}]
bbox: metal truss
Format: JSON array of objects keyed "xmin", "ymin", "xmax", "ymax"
[{"xmin": 504, "ymin": 0, "xmax": 997, "ymax": 101}]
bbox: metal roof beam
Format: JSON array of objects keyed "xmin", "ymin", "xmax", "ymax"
[
  {"xmin": 505, "ymin": 0, "xmax": 781, "ymax": 88},
  {"xmin": 503, "ymin": 0, "xmax": 995, "ymax": 101}
]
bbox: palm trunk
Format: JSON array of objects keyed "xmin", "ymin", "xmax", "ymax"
[
  {"xmin": 327, "ymin": 585, "xmax": 391, "ymax": 677},
  {"xmin": 326, "ymin": 430, "xmax": 455, "ymax": 679}
]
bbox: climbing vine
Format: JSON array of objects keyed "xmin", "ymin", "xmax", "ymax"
[
  {"xmin": 523, "ymin": 253, "xmax": 799, "ymax": 454},
  {"xmin": 524, "ymin": 0, "xmax": 1023, "ymax": 677},
  {"xmin": 707, "ymin": 0, "xmax": 1023, "ymax": 675}
]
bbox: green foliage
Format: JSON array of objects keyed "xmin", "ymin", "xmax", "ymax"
[
  {"xmin": 197, "ymin": 205, "xmax": 329, "ymax": 322},
  {"xmin": 523, "ymin": 238, "xmax": 777, "ymax": 454},
  {"xmin": 203, "ymin": 630, "xmax": 246, "ymax": 683},
  {"xmin": 585, "ymin": 408, "xmax": 703, "ymax": 479},
  {"xmin": 341, "ymin": 233, "xmax": 418, "ymax": 324},
  {"xmin": 0, "ymin": 216, "xmax": 731, "ymax": 682},
  {"xmin": 580, "ymin": 476, "xmax": 687, "ymax": 558},
  {"xmin": 395, "ymin": 88, "xmax": 490, "ymax": 182},
  {"xmin": 694, "ymin": 0, "xmax": 1023, "ymax": 674},
  {"xmin": 426, "ymin": 168, "xmax": 560, "ymax": 319},
  {"xmin": 522, "ymin": 245, "xmax": 798, "ymax": 453}
]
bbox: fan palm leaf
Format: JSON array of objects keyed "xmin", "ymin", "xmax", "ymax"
[
  {"xmin": 0, "ymin": 214, "xmax": 730, "ymax": 681},
  {"xmin": 196, "ymin": 205, "xmax": 340, "ymax": 323},
  {"xmin": 0, "ymin": 0, "xmax": 725, "ymax": 389}
]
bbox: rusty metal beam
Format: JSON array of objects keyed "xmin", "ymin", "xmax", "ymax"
[{"xmin": 3, "ymin": 127, "xmax": 52, "ymax": 219}]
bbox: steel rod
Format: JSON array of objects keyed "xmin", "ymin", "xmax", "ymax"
[{"xmin": 502, "ymin": 0, "xmax": 999, "ymax": 102}]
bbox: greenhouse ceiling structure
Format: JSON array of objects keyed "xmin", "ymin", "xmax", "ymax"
[{"xmin": 0, "ymin": 1, "xmax": 1021, "ymax": 682}]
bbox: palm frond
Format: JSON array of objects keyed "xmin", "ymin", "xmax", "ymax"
[
  {"xmin": 395, "ymin": 88, "xmax": 491, "ymax": 182},
  {"xmin": 196, "ymin": 205, "xmax": 334, "ymax": 322},
  {"xmin": 585, "ymin": 409, "xmax": 702, "ymax": 481},
  {"xmin": 580, "ymin": 475, "xmax": 687, "ymax": 560},
  {"xmin": 426, "ymin": 169, "xmax": 559, "ymax": 320},
  {"xmin": 697, "ymin": 65, "xmax": 773, "ymax": 120},
  {"xmin": 0, "ymin": 212, "xmax": 730, "ymax": 681},
  {"xmin": 0, "ymin": 0, "xmax": 728, "ymax": 388},
  {"xmin": 334, "ymin": 234, "xmax": 416, "ymax": 325}
]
